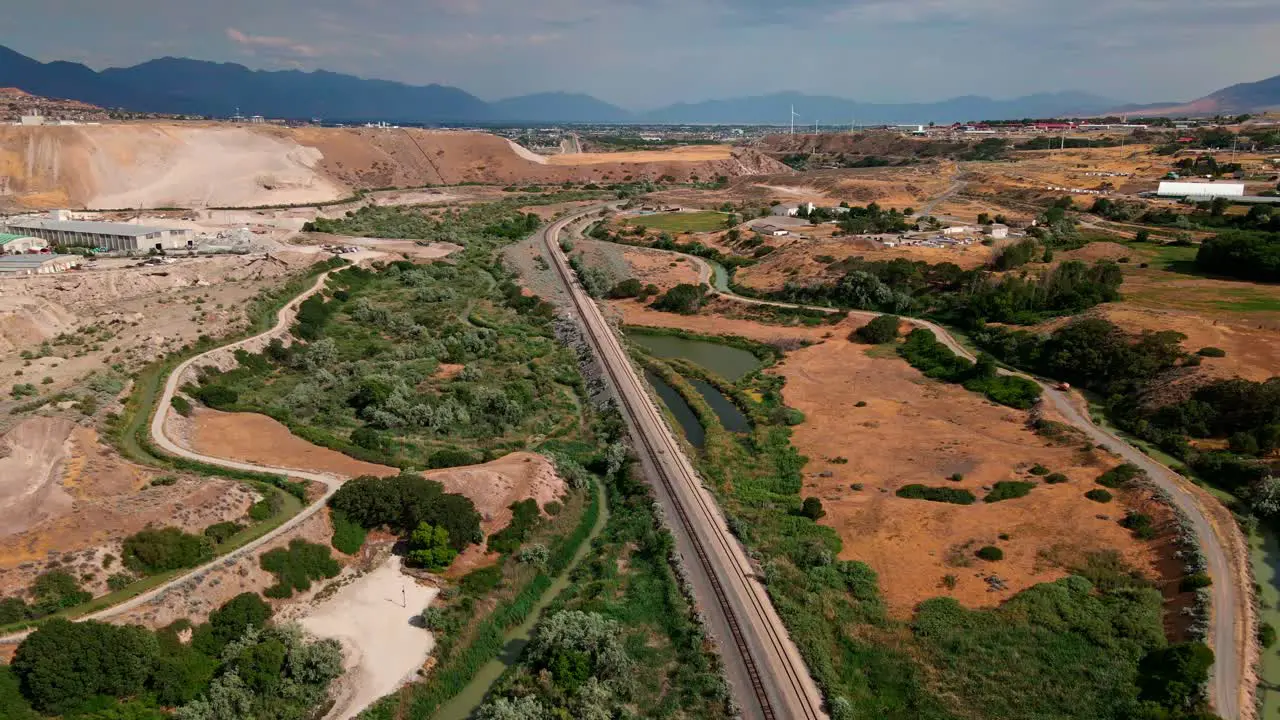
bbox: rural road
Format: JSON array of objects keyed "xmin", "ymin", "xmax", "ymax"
[
  {"xmin": 642, "ymin": 245, "xmax": 1250, "ymax": 720},
  {"xmin": 546, "ymin": 208, "xmax": 828, "ymax": 720},
  {"xmin": 0, "ymin": 269, "xmax": 345, "ymax": 645}
]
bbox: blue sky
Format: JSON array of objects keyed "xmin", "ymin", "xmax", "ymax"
[{"xmin": 8, "ymin": 0, "xmax": 1280, "ymax": 108}]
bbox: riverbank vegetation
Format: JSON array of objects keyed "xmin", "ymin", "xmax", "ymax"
[
  {"xmin": 186, "ymin": 201, "xmax": 585, "ymax": 469},
  {"xmin": 2, "ymin": 593, "xmax": 340, "ymax": 719},
  {"xmin": 633, "ymin": 327, "xmax": 1221, "ymax": 720},
  {"xmin": 473, "ymin": 412, "xmax": 733, "ymax": 719}
]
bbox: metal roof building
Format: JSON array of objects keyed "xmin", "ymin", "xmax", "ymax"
[
  {"xmin": 0, "ymin": 254, "xmax": 82, "ymax": 276},
  {"xmin": 1156, "ymin": 181, "xmax": 1246, "ymax": 199},
  {"xmin": 1, "ymin": 218, "xmax": 193, "ymax": 252}
]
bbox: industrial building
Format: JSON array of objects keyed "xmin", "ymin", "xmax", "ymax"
[
  {"xmin": 0, "ymin": 254, "xmax": 82, "ymax": 276},
  {"xmin": 1, "ymin": 217, "xmax": 193, "ymax": 252},
  {"xmin": 0, "ymin": 233, "xmax": 47, "ymax": 254},
  {"xmin": 1156, "ymin": 181, "xmax": 1245, "ymax": 199}
]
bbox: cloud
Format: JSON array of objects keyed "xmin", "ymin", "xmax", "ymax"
[{"xmin": 225, "ymin": 27, "xmax": 319, "ymax": 58}]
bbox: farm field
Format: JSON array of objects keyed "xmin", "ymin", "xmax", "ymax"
[{"xmin": 630, "ymin": 210, "xmax": 731, "ymax": 233}]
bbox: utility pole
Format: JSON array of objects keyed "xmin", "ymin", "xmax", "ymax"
[{"xmin": 790, "ymin": 105, "xmax": 794, "ymax": 135}]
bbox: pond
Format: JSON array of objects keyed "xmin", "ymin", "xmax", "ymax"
[
  {"xmin": 644, "ymin": 369, "xmax": 705, "ymax": 449},
  {"xmin": 689, "ymin": 379, "xmax": 751, "ymax": 433},
  {"xmin": 628, "ymin": 331, "xmax": 762, "ymax": 382},
  {"xmin": 1250, "ymin": 525, "xmax": 1280, "ymax": 717}
]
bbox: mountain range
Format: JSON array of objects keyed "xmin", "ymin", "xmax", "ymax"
[{"xmin": 2, "ymin": 45, "xmax": 1277, "ymax": 125}]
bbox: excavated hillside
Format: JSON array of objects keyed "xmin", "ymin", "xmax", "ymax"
[{"xmin": 0, "ymin": 123, "xmax": 788, "ymax": 210}]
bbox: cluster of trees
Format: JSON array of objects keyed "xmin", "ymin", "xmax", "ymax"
[
  {"xmin": 568, "ymin": 256, "xmax": 613, "ymax": 298},
  {"xmin": 4, "ymin": 593, "xmax": 342, "ymax": 719},
  {"xmin": 123, "ymin": 527, "xmax": 214, "ymax": 575},
  {"xmin": 652, "ymin": 283, "xmax": 711, "ymax": 315},
  {"xmin": 329, "ymin": 473, "xmax": 483, "ymax": 556},
  {"xmin": 259, "ymin": 539, "xmax": 341, "ymax": 599},
  {"xmin": 835, "ymin": 202, "xmax": 911, "ymax": 235},
  {"xmin": 977, "ymin": 316, "xmax": 1279, "ymax": 534},
  {"xmin": 476, "ymin": 610, "xmax": 632, "ymax": 719},
  {"xmin": 851, "ymin": 314, "xmax": 901, "ymax": 344},
  {"xmin": 0, "ymin": 571, "xmax": 92, "ymax": 626},
  {"xmin": 897, "ymin": 329, "xmax": 1042, "ymax": 409},
  {"xmin": 1196, "ymin": 230, "xmax": 1280, "ymax": 282},
  {"xmin": 975, "ymin": 318, "xmax": 1188, "ymax": 398},
  {"xmin": 773, "ymin": 256, "xmax": 1123, "ymax": 326},
  {"xmin": 190, "ymin": 253, "xmax": 577, "ymax": 468}
]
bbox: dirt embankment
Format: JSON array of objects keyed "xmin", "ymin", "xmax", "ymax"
[
  {"xmin": 187, "ymin": 409, "xmax": 398, "ymax": 480},
  {"xmin": 0, "ymin": 123, "xmax": 788, "ymax": 210},
  {"xmin": 0, "ymin": 422, "xmax": 255, "ymax": 599}
]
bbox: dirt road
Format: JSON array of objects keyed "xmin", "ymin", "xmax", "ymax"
[
  {"xmin": 0, "ymin": 269, "xmax": 342, "ymax": 644},
  {"xmin": 610, "ymin": 239, "xmax": 1250, "ymax": 720},
  {"xmin": 544, "ymin": 208, "xmax": 828, "ymax": 720}
]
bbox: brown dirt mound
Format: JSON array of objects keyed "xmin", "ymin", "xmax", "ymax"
[{"xmin": 188, "ymin": 409, "xmax": 398, "ymax": 479}]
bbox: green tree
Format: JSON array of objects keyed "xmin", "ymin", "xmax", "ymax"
[
  {"xmin": 800, "ymin": 497, "xmax": 826, "ymax": 520},
  {"xmin": 1137, "ymin": 642, "xmax": 1214, "ymax": 709},
  {"xmin": 852, "ymin": 314, "xmax": 900, "ymax": 344},
  {"xmin": 11, "ymin": 619, "xmax": 159, "ymax": 715},
  {"xmin": 195, "ymin": 592, "xmax": 273, "ymax": 656},
  {"xmin": 122, "ymin": 527, "xmax": 213, "ymax": 575},
  {"xmin": 408, "ymin": 523, "xmax": 457, "ymax": 571}
]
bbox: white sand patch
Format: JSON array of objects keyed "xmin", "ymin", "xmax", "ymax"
[
  {"xmin": 80, "ymin": 125, "xmax": 347, "ymax": 209},
  {"xmin": 505, "ymin": 139, "xmax": 549, "ymax": 165},
  {"xmin": 299, "ymin": 556, "xmax": 438, "ymax": 720}
]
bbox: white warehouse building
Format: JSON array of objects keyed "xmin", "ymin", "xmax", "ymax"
[
  {"xmin": 1, "ymin": 218, "xmax": 193, "ymax": 252},
  {"xmin": 1156, "ymin": 181, "xmax": 1245, "ymax": 199}
]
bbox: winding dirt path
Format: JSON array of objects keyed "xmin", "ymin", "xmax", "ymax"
[{"xmin": 0, "ymin": 270, "xmax": 342, "ymax": 644}]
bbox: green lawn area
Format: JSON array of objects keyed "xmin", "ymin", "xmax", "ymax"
[{"xmin": 631, "ymin": 211, "xmax": 729, "ymax": 233}]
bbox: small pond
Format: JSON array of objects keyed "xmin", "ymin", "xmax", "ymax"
[
  {"xmin": 644, "ymin": 369, "xmax": 705, "ymax": 449},
  {"xmin": 628, "ymin": 331, "xmax": 762, "ymax": 382},
  {"xmin": 689, "ymin": 379, "xmax": 752, "ymax": 433}
]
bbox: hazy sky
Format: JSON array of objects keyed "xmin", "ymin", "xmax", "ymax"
[{"xmin": 9, "ymin": 0, "xmax": 1280, "ymax": 108}]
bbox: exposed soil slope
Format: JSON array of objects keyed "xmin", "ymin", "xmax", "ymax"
[{"xmin": 0, "ymin": 123, "xmax": 787, "ymax": 210}]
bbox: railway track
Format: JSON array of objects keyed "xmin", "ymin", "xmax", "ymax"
[{"xmin": 542, "ymin": 208, "xmax": 826, "ymax": 720}]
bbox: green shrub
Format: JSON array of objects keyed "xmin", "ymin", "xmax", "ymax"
[
  {"xmin": 149, "ymin": 474, "xmax": 178, "ymax": 487},
  {"xmin": 170, "ymin": 396, "xmax": 193, "ymax": 417},
  {"xmin": 426, "ymin": 447, "xmax": 481, "ymax": 468},
  {"xmin": 853, "ymin": 314, "xmax": 900, "ymax": 344},
  {"xmin": 192, "ymin": 384, "xmax": 237, "ymax": 408},
  {"xmin": 984, "ymin": 481, "xmax": 1035, "ymax": 503},
  {"xmin": 651, "ymin": 283, "xmax": 708, "ymax": 314},
  {"xmin": 948, "ymin": 473, "xmax": 964, "ymax": 482},
  {"xmin": 1179, "ymin": 573, "xmax": 1211, "ymax": 592},
  {"xmin": 606, "ymin": 278, "xmax": 644, "ymax": 299},
  {"xmin": 1029, "ymin": 464, "xmax": 1050, "ymax": 476},
  {"xmin": 486, "ymin": 499, "xmax": 541, "ymax": 555},
  {"xmin": 1120, "ymin": 511, "xmax": 1157, "ymax": 540},
  {"xmin": 248, "ymin": 492, "xmax": 282, "ymax": 521},
  {"xmin": 1260, "ymin": 622, "xmax": 1277, "ymax": 649},
  {"xmin": 896, "ymin": 484, "xmax": 976, "ymax": 505},
  {"xmin": 259, "ymin": 539, "xmax": 340, "ymax": 598},
  {"xmin": 1096, "ymin": 464, "xmax": 1143, "ymax": 489},
  {"xmin": 800, "ymin": 497, "xmax": 826, "ymax": 520},
  {"xmin": 106, "ymin": 573, "xmax": 135, "ymax": 592},
  {"xmin": 31, "ymin": 571, "xmax": 91, "ymax": 610},
  {"xmin": 122, "ymin": 528, "xmax": 213, "ymax": 575},
  {"xmin": 1043, "ymin": 473, "xmax": 1069, "ymax": 484},
  {"xmin": 975, "ymin": 546, "xmax": 1004, "ymax": 561},
  {"xmin": 330, "ymin": 510, "xmax": 367, "ymax": 555},
  {"xmin": 459, "ymin": 565, "xmax": 504, "ymax": 596},
  {"xmin": 1085, "ymin": 489, "xmax": 1113, "ymax": 503},
  {"xmin": 202, "ymin": 521, "xmax": 244, "ymax": 545},
  {"xmin": 1196, "ymin": 346, "xmax": 1226, "ymax": 358}
]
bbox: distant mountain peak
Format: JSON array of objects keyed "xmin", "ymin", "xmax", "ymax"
[{"xmin": 1, "ymin": 44, "xmax": 1273, "ymax": 124}]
